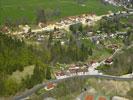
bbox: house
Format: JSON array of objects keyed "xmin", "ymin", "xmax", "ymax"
[
  {"xmin": 45, "ymin": 83, "xmax": 56, "ymax": 91},
  {"xmin": 69, "ymin": 69, "xmax": 77, "ymax": 75},
  {"xmin": 85, "ymin": 95, "xmax": 94, "ymax": 100},
  {"xmin": 84, "ymin": 95, "xmax": 110, "ymax": 100},
  {"xmin": 81, "ymin": 67, "xmax": 88, "ymax": 74},
  {"xmin": 90, "ymin": 61, "xmax": 96, "ymax": 65},
  {"xmin": 55, "ymin": 71, "xmax": 67, "ymax": 79},
  {"xmin": 98, "ymin": 96, "xmax": 107, "ymax": 100},
  {"xmin": 55, "ymin": 71, "xmax": 65, "ymax": 76},
  {"xmin": 68, "ymin": 65, "xmax": 88, "ymax": 75},
  {"xmin": 105, "ymin": 58, "xmax": 113, "ymax": 65}
]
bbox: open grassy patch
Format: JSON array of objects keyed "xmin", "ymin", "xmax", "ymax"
[
  {"xmin": 0, "ymin": 0, "xmax": 122, "ymax": 25},
  {"xmin": 9, "ymin": 65, "xmax": 35, "ymax": 83}
]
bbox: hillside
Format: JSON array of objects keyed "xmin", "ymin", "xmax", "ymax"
[
  {"xmin": 0, "ymin": 0, "xmax": 133, "ymax": 99},
  {"xmin": 0, "ymin": 33, "xmax": 49, "ymax": 96},
  {"xmin": 0, "ymin": 0, "xmax": 121, "ymax": 25}
]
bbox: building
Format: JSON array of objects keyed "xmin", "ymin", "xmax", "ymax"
[
  {"xmin": 45, "ymin": 83, "xmax": 56, "ymax": 91},
  {"xmin": 104, "ymin": 58, "xmax": 113, "ymax": 65}
]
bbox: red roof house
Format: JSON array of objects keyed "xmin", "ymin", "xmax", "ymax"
[{"xmin": 85, "ymin": 95, "xmax": 94, "ymax": 100}]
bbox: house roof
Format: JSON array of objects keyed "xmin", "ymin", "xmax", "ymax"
[
  {"xmin": 85, "ymin": 95, "xmax": 94, "ymax": 100},
  {"xmin": 46, "ymin": 83, "xmax": 55, "ymax": 89},
  {"xmin": 105, "ymin": 58, "xmax": 113, "ymax": 63},
  {"xmin": 98, "ymin": 96, "xmax": 107, "ymax": 100},
  {"xmin": 55, "ymin": 71, "xmax": 65, "ymax": 76}
]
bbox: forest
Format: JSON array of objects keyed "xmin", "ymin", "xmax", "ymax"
[{"xmin": 0, "ymin": 32, "xmax": 92, "ymax": 96}]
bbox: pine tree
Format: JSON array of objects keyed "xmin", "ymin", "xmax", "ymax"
[{"xmin": 46, "ymin": 66, "xmax": 51, "ymax": 80}]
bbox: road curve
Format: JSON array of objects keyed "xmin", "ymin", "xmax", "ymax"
[{"xmin": 13, "ymin": 74, "xmax": 133, "ymax": 100}]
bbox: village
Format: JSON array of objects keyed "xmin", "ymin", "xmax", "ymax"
[
  {"xmin": 0, "ymin": 0, "xmax": 133, "ymax": 99},
  {"xmin": 1, "ymin": 9, "xmax": 132, "ymax": 81}
]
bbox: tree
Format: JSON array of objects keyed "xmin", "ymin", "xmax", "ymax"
[
  {"xmin": 53, "ymin": 8, "xmax": 61, "ymax": 17},
  {"xmin": 88, "ymin": 48, "xmax": 93, "ymax": 56},
  {"xmin": 4, "ymin": 78, "xmax": 20, "ymax": 95},
  {"xmin": 127, "ymin": 88, "xmax": 133, "ymax": 98},
  {"xmin": 46, "ymin": 66, "xmax": 51, "ymax": 80},
  {"xmin": 0, "ymin": 73, "xmax": 6, "ymax": 96},
  {"xmin": 47, "ymin": 32, "xmax": 53, "ymax": 48},
  {"xmin": 69, "ymin": 24, "xmax": 76, "ymax": 34},
  {"xmin": 69, "ymin": 23, "xmax": 82, "ymax": 35},
  {"xmin": 124, "ymin": 29, "xmax": 133, "ymax": 46},
  {"xmin": 80, "ymin": 43, "xmax": 88, "ymax": 61},
  {"xmin": 36, "ymin": 9, "xmax": 47, "ymax": 24}
]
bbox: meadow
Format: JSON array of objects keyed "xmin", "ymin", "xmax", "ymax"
[{"xmin": 0, "ymin": 0, "xmax": 122, "ymax": 25}]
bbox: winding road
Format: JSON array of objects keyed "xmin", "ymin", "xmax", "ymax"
[{"xmin": 13, "ymin": 74, "xmax": 133, "ymax": 100}]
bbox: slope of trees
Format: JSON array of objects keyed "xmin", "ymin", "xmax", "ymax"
[
  {"xmin": 0, "ymin": 32, "xmax": 92, "ymax": 96},
  {"xmin": 123, "ymin": 29, "xmax": 133, "ymax": 46},
  {"xmin": 50, "ymin": 34, "xmax": 92, "ymax": 63},
  {"xmin": 0, "ymin": 33, "xmax": 49, "ymax": 96},
  {"xmin": 111, "ymin": 45, "xmax": 133, "ymax": 75},
  {"xmin": 96, "ymin": 16, "xmax": 122, "ymax": 33},
  {"xmin": 0, "ymin": 33, "xmax": 35, "ymax": 75}
]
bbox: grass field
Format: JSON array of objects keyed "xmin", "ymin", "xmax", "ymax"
[{"xmin": 0, "ymin": 0, "xmax": 121, "ymax": 25}]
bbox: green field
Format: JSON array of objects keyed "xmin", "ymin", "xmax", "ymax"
[{"xmin": 0, "ymin": 0, "xmax": 121, "ymax": 25}]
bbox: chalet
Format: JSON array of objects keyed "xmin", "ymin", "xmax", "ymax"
[
  {"xmin": 90, "ymin": 61, "xmax": 96, "ymax": 65},
  {"xmin": 69, "ymin": 69, "xmax": 77, "ymax": 75},
  {"xmin": 81, "ymin": 67, "xmax": 88, "ymax": 74},
  {"xmin": 105, "ymin": 58, "xmax": 113, "ymax": 65},
  {"xmin": 85, "ymin": 95, "xmax": 94, "ymax": 100},
  {"xmin": 55, "ymin": 71, "xmax": 65, "ymax": 76},
  {"xmin": 98, "ymin": 96, "xmax": 107, "ymax": 100},
  {"xmin": 55, "ymin": 71, "xmax": 67, "ymax": 79},
  {"xmin": 84, "ymin": 95, "xmax": 110, "ymax": 100},
  {"xmin": 68, "ymin": 65, "xmax": 88, "ymax": 75},
  {"xmin": 45, "ymin": 83, "xmax": 56, "ymax": 91}
]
